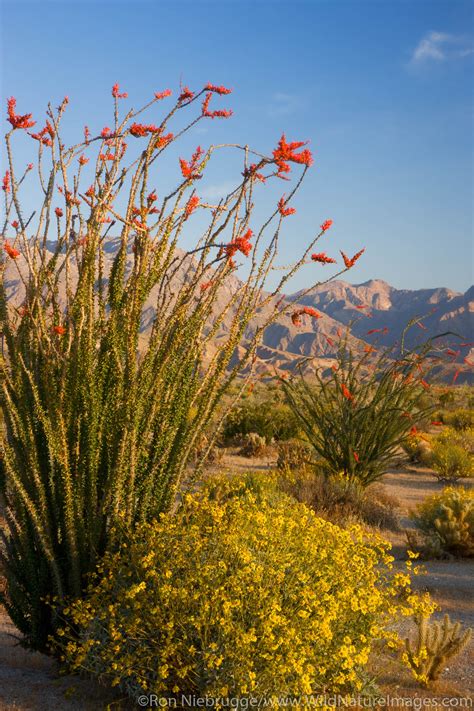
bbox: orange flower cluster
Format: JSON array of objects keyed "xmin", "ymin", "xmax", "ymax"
[
  {"xmin": 2, "ymin": 170, "xmax": 10, "ymax": 193},
  {"xmin": 30, "ymin": 120, "xmax": 55, "ymax": 147},
  {"xmin": 341, "ymin": 383, "xmax": 353, "ymax": 401},
  {"xmin": 205, "ymin": 83, "xmax": 232, "ymax": 95},
  {"xmin": 242, "ymin": 163, "xmax": 266, "ymax": 183},
  {"xmin": 291, "ymin": 306, "xmax": 322, "ymax": 326},
  {"xmin": 340, "ymin": 248, "xmax": 365, "ymax": 269},
  {"xmin": 201, "ymin": 92, "xmax": 233, "ymax": 119},
  {"xmin": 367, "ymin": 327, "xmax": 389, "ymax": 335},
  {"xmin": 178, "ymin": 86, "xmax": 194, "ymax": 102},
  {"xmin": 320, "ymin": 219, "xmax": 333, "ymax": 232},
  {"xmin": 55, "ymin": 207, "xmax": 63, "ymax": 217},
  {"xmin": 155, "ymin": 89, "xmax": 172, "ymax": 100},
  {"xmin": 184, "ymin": 195, "xmax": 200, "ymax": 218},
  {"xmin": 278, "ymin": 195, "xmax": 296, "ymax": 217},
  {"xmin": 11, "ymin": 220, "xmax": 19, "ymax": 229},
  {"xmin": 4, "ymin": 241, "xmax": 20, "ymax": 259},
  {"xmin": 7, "ymin": 97, "xmax": 35, "ymax": 130},
  {"xmin": 273, "ymin": 134, "xmax": 313, "ymax": 179},
  {"xmin": 78, "ymin": 155, "xmax": 89, "ymax": 165},
  {"xmin": 129, "ymin": 123, "xmax": 161, "ymax": 138},
  {"xmin": 112, "ymin": 83, "xmax": 128, "ymax": 99},
  {"xmin": 222, "ymin": 229, "xmax": 253, "ymax": 266},
  {"xmin": 200, "ymin": 280, "xmax": 214, "ymax": 292},
  {"xmin": 311, "ymin": 252, "xmax": 336, "ymax": 265},
  {"xmin": 53, "ymin": 325, "xmax": 66, "ymax": 335},
  {"xmin": 180, "ymin": 146, "xmax": 204, "ymax": 180}
]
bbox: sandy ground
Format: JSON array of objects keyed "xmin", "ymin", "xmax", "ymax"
[{"xmin": 0, "ymin": 455, "xmax": 472, "ymax": 709}]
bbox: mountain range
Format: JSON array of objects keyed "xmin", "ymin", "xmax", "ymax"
[{"xmin": 3, "ymin": 241, "xmax": 473, "ymax": 383}]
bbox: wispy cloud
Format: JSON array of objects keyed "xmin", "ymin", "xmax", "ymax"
[
  {"xmin": 267, "ymin": 92, "xmax": 305, "ymax": 118},
  {"xmin": 200, "ymin": 181, "xmax": 236, "ymax": 200},
  {"xmin": 410, "ymin": 31, "xmax": 474, "ymax": 64}
]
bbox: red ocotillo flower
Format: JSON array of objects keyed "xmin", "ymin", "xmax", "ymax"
[
  {"xmin": 129, "ymin": 123, "xmax": 161, "ymax": 138},
  {"xmin": 320, "ymin": 219, "xmax": 333, "ymax": 232},
  {"xmin": 301, "ymin": 306, "xmax": 322, "ymax": 319},
  {"xmin": 201, "ymin": 92, "xmax": 233, "ymax": 119},
  {"xmin": 184, "ymin": 195, "xmax": 200, "ymax": 218},
  {"xmin": 55, "ymin": 207, "xmax": 63, "ymax": 217},
  {"xmin": 84, "ymin": 126, "xmax": 91, "ymax": 144},
  {"xmin": 341, "ymin": 383, "xmax": 354, "ymax": 401},
  {"xmin": 155, "ymin": 89, "xmax": 172, "ymax": 100},
  {"xmin": 112, "ymin": 83, "xmax": 128, "ymax": 99},
  {"xmin": 2, "ymin": 170, "xmax": 10, "ymax": 193},
  {"xmin": 53, "ymin": 325, "xmax": 66, "ymax": 335},
  {"xmin": 367, "ymin": 327, "xmax": 389, "ymax": 335},
  {"xmin": 180, "ymin": 146, "xmax": 204, "ymax": 180},
  {"xmin": 78, "ymin": 155, "xmax": 89, "ymax": 165},
  {"xmin": 200, "ymin": 280, "xmax": 214, "ymax": 292},
  {"xmin": 11, "ymin": 220, "xmax": 19, "ymax": 229},
  {"xmin": 224, "ymin": 229, "xmax": 253, "ymax": 260},
  {"xmin": 278, "ymin": 196, "xmax": 296, "ymax": 217},
  {"xmin": 340, "ymin": 248, "xmax": 365, "ymax": 269},
  {"xmin": 205, "ymin": 83, "xmax": 232, "ymax": 95},
  {"xmin": 242, "ymin": 163, "xmax": 266, "ymax": 183},
  {"xmin": 273, "ymin": 134, "xmax": 313, "ymax": 177},
  {"xmin": 4, "ymin": 241, "xmax": 20, "ymax": 259},
  {"xmin": 311, "ymin": 252, "xmax": 336, "ymax": 265},
  {"xmin": 7, "ymin": 97, "xmax": 35, "ymax": 130},
  {"xmin": 353, "ymin": 452, "xmax": 360, "ymax": 463},
  {"xmin": 178, "ymin": 86, "xmax": 194, "ymax": 102}
]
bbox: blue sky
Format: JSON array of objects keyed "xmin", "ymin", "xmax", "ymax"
[{"xmin": 1, "ymin": 0, "xmax": 473, "ymax": 292}]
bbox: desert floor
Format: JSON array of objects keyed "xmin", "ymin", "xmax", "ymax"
[{"xmin": 1, "ymin": 456, "xmax": 473, "ymax": 710}]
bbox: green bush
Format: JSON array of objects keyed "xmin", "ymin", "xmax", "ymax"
[
  {"xmin": 401, "ymin": 435, "xmax": 432, "ymax": 466},
  {"xmin": 442, "ymin": 409, "xmax": 474, "ymax": 431},
  {"xmin": 278, "ymin": 470, "xmax": 400, "ymax": 531},
  {"xmin": 409, "ymin": 487, "xmax": 474, "ymax": 558},
  {"xmin": 222, "ymin": 399, "xmax": 301, "ymax": 443},
  {"xmin": 430, "ymin": 428, "xmax": 473, "ymax": 482},
  {"xmin": 282, "ymin": 343, "xmax": 434, "ymax": 487},
  {"xmin": 57, "ymin": 477, "xmax": 431, "ymax": 700}
]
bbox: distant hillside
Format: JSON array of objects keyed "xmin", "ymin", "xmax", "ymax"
[{"xmin": 3, "ymin": 241, "xmax": 473, "ymax": 382}]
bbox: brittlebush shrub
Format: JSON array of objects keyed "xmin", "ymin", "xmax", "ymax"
[
  {"xmin": 57, "ymin": 478, "xmax": 431, "ymax": 700},
  {"xmin": 409, "ymin": 487, "xmax": 474, "ymax": 558},
  {"xmin": 430, "ymin": 428, "xmax": 473, "ymax": 482}
]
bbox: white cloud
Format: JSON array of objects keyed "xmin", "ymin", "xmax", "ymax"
[
  {"xmin": 267, "ymin": 92, "xmax": 305, "ymax": 118},
  {"xmin": 200, "ymin": 182, "xmax": 237, "ymax": 200},
  {"xmin": 410, "ymin": 31, "xmax": 474, "ymax": 64}
]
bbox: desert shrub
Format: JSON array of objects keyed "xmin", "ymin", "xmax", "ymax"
[
  {"xmin": 57, "ymin": 479, "xmax": 431, "ymax": 700},
  {"xmin": 409, "ymin": 487, "xmax": 474, "ymax": 558},
  {"xmin": 442, "ymin": 408, "xmax": 474, "ymax": 431},
  {"xmin": 239, "ymin": 432, "xmax": 268, "ymax": 457},
  {"xmin": 278, "ymin": 470, "xmax": 400, "ymax": 531},
  {"xmin": 222, "ymin": 399, "xmax": 301, "ymax": 443},
  {"xmin": 430, "ymin": 428, "xmax": 473, "ymax": 482},
  {"xmin": 276, "ymin": 438, "xmax": 313, "ymax": 470},
  {"xmin": 282, "ymin": 341, "xmax": 434, "ymax": 487},
  {"xmin": 1, "ymin": 86, "xmax": 349, "ymax": 650},
  {"xmin": 401, "ymin": 434, "xmax": 432, "ymax": 465}
]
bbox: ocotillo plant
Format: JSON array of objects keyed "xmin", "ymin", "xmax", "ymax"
[
  {"xmin": 403, "ymin": 613, "xmax": 472, "ymax": 685},
  {"xmin": 281, "ymin": 333, "xmax": 436, "ymax": 487},
  {"xmin": 0, "ymin": 83, "xmax": 359, "ymax": 650}
]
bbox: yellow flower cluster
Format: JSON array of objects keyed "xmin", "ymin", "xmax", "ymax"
[{"xmin": 57, "ymin": 476, "xmax": 432, "ymax": 702}]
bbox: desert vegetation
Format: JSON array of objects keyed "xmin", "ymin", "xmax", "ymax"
[{"xmin": 1, "ymin": 82, "xmax": 473, "ymax": 708}]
